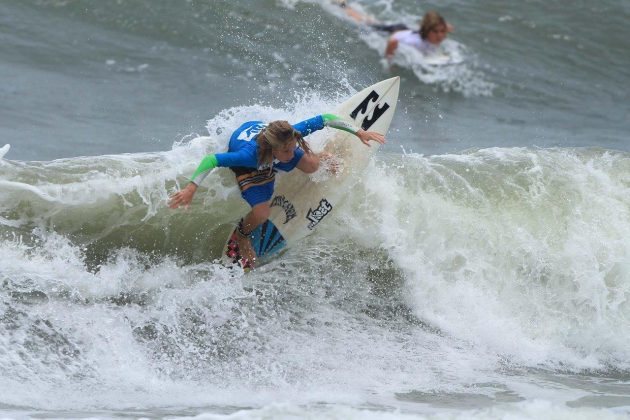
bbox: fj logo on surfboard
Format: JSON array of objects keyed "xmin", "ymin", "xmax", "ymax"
[
  {"xmin": 306, "ymin": 198, "xmax": 333, "ymax": 230},
  {"xmin": 270, "ymin": 195, "xmax": 296, "ymax": 224},
  {"xmin": 350, "ymin": 90, "xmax": 390, "ymax": 130}
]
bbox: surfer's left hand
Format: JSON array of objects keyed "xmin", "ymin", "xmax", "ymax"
[{"xmin": 356, "ymin": 129, "xmax": 385, "ymax": 147}]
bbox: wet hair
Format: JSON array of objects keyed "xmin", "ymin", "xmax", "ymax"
[
  {"xmin": 257, "ymin": 120, "xmax": 312, "ymax": 172},
  {"xmin": 419, "ymin": 11, "xmax": 447, "ymax": 40}
]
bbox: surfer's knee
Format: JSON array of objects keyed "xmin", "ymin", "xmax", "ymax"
[{"xmin": 251, "ymin": 202, "xmax": 271, "ymax": 222}]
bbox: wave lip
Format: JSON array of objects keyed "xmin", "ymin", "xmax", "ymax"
[{"xmin": 359, "ymin": 147, "xmax": 630, "ymax": 371}]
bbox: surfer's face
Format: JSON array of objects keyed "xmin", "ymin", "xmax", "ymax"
[
  {"xmin": 272, "ymin": 138, "xmax": 297, "ymax": 163},
  {"xmin": 427, "ymin": 24, "xmax": 447, "ymax": 45}
]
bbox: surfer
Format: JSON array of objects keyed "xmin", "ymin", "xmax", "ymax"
[
  {"xmin": 384, "ymin": 11, "xmax": 454, "ymax": 64},
  {"xmin": 334, "ymin": 3, "xmax": 453, "ymax": 60},
  {"xmin": 168, "ymin": 114, "xmax": 385, "ymax": 269}
]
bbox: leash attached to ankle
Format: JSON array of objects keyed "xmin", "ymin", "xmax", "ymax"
[{"xmin": 236, "ymin": 218, "xmax": 253, "ymax": 238}]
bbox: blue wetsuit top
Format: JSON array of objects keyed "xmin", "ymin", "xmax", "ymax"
[
  {"xmin": 190, "ymin": 114, "xmax": 358, "ymax": 186},
  {"xmin": 215, "ymin": 115, "xmax": 326, "ymax": 172}
]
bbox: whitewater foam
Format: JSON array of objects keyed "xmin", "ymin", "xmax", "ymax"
[
  {"xmin": 1, "ymin": 94, "xmax": 630, "ymax": 417},
  {"xmin": 353, "ymin": 147, "xmax": 630, "ymax": 370}
]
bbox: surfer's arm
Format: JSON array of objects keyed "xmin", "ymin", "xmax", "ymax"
[
  {"xmin": 295, "ymin": 116, "xmax": 385, "ymax": 174},
  {"xmin": 322, "ymin": 114, "xmax": 385, "ymax": 147},
  {"xmin": 292, "ymin": 114, "xmax": 360, "ymax": 136},
  {"xmin": 296, "ymin": 151, "xmax": 339, "ymax": 174},
  {"xmin": 292, "ymin": 114, "xmax": 384, "ymax": 154},
  {"xmin": 168, "ymin": 154, "xmax": 218, "ymax": 209},
  {"xmin": 169, "ymin": 149, "xmax": 253, "ymax": 209},
  {"xmin": 385, "ymin": 37, "xmax": 398, "ymax": 62},
  {"xmin": 295, "ymin": 114, "xmax": 383, "ymax": 140},
  {"xmin": 321, "ymin": 113, "xmax": 361, "ymax": 134},
  {"xmin": 296, "ymin": 152, "xmax": 322, "ymax": 173},
  {"xmin": 189, "ymin": 154, "xmax": 219, "ymax": 186},
  {"xmin": 189, "ymin": 148, "xmax": 255, "ymax": 186}
]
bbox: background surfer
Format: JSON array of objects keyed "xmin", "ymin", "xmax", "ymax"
[
  {"xmin": 169, "ymin": 114, "xmax": 385, "ymax": 268},
  {"xmin": 334, "ymin": 2, "xmax": 453, "ymax": 64},
  {"xmin": 384, "ymin": 11, "xmax": 454, "ymax": 64}
]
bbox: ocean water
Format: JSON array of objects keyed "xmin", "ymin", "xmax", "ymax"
[{"xmin": 1, "ymin": 0, "xmax": 630, "ymax": 419}]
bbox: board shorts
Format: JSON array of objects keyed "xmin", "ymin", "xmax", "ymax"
[
  {"xmin": 241, "ymin": 181, "xmax": 275, "ymax": 207},
  {"xmin": 231, "ymin": 166, "xmax": 276, "ymax": 207}
]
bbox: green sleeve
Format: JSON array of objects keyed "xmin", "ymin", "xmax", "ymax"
[
  {"xmin": 322, "ymin": 113, "xmax": 361, "ymax": 134},
  {"xmin": 190, "ymin": 154, "xmax": 218, "ymax": 186}
]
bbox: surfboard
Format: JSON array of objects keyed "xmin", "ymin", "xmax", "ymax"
[
  {"xmin": 222, "ymin": 77, "xmax": 400, "ymax": 270},
  {"xmin": 0, "ymin": 144, "xmax": 10, "ymax": 160},
  {"xmin": 422, "ymin": 52, "xmax": 463, "ymax": 66}
]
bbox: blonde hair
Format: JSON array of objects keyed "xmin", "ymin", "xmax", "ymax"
[
  {"xmin": 256, "ymin": 120, "xmax": 312, "ymax": 172},
  {"xmin": 419, "ymin": 11, "xmax": 446, "ymax": 40}
]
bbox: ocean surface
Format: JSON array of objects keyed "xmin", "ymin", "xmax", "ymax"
[{"xmin": 1, "ymin": 0, "xmax": 630, "ymax": 419}]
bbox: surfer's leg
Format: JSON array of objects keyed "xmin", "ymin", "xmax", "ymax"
[
  {"xmin": 336, "ymin": 0, "xmax": 377, "ymax": 24},
  {"xmin": 370, "ymin": 23, "xmax": 409, "ymax": 33},
  {"xmin": 236, "ymin": 182, "xmax": 274, "ymax": 266},
  {"xmin": 237, "ymin": 202, "xmax": 271, "ymax": 264}
]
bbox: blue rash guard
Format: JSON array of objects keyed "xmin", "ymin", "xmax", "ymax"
[
  {"xmin": 190, "ymin": 114, "xmax": 359, "ymax": 207},
  {"xmin": 215, "ymin": 116, "xmax": 325, "ymax": 170}
]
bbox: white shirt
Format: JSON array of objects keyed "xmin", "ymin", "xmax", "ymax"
[{"xmin": 392, "ymin": 30, "xmax": 438, "ymax": 55}]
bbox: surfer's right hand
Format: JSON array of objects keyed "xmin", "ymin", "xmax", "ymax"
[
  {"xmin": 356, "ymin": 129, "xmax": 385, "ymax": 147},
  {"xmin": 169, "ymin": 183, "xmax": 197, "ymax": 209}
]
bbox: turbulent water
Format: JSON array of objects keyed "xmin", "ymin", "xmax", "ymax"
[{"xmin": 1, "ymin": 0, "xmax": 630, "ymax": 419}]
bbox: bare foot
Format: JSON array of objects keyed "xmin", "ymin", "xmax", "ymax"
[{"xmin": 236, "ymin": 234, "xmax": 256, "ymax": 267}]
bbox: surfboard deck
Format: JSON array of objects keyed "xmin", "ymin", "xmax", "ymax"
[{"xmin": 222, "ymin": 77, "xmax": 400, "ymax": 270}]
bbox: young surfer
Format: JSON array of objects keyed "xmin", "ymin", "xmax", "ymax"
[
  {"xmin": 168, "ymin": 114, "xmax": 385, "ymax": 269},
  {"xmin": 334, "ymin": 3, "xmax": 453, "ymax": 61},
  {"xmin": 385, "ymin": 11, "xmax": 454, "ymax": 63}
]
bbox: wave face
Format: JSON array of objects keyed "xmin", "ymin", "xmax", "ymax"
[
  {"xmin": 2, "ymin": 128, "xmax": 630, "ymax": 411},
  {"xmin": 360, "ymin": 147, "xmax": 630, "ymax": 369}
]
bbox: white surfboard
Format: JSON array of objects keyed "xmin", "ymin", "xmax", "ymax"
[
  {"xmin": 0, "ymin": 144, "xmax": 10, "ymax": 160},
  {"xmin": 422, "ymin": 53, "xmax": 464, "ymax": 66},
  {"xmin": 223, "ymin": 77, "xmax": 400, "ymax": 269}
]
